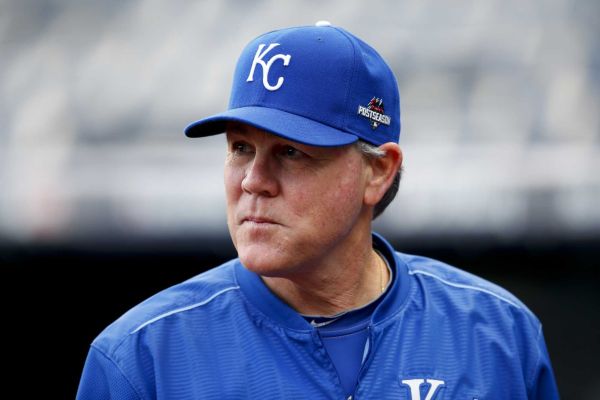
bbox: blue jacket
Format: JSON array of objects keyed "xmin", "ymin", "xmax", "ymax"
[{"xmin": 77, "ymin": 233, "xmax": 558, "ymax": 399}]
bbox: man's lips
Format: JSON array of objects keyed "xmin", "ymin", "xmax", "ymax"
[{"xmin": 241, "ymin": 216, "xmax": 279, "ymax": 225}]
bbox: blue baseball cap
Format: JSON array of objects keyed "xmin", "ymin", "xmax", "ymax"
[{"xmin": 185, "ymin": 22, "xmax": 400, "ymax": 147}]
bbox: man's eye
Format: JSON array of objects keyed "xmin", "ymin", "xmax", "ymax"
[
  {"xmin": 282, "ymin": 145, "xmax": 302, "ymax": 158},
  {"xmin": 232, "ymin": 142, "xmax": 251, "ymax": 153}
]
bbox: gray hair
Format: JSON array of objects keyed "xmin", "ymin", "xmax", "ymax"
[{"xmin": 355, "ymin": 140, "xmax": 402, "ymax": 220}]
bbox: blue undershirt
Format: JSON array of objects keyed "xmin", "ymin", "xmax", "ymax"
[{"xmin": 301, "ymin": 252, "xmax": 393, "ymax": 397}]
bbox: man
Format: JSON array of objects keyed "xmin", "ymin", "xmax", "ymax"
[{"xmin": 77, "ymin": 22, "xmax": 559, "ymax": 399}]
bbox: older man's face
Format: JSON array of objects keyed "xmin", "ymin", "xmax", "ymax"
[{"xmin": 224, "ymin": 123, "xmax": 370, "ymax": 277}]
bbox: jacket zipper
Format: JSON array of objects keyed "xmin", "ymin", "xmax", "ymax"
[{"xmin": 349, "ymin": 326, "xmax": 375, "ymax": 400}]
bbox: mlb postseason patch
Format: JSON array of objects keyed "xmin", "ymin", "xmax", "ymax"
[{"xmin": 357, "ymin": 97, "xmax": 391, "ymax": 129}]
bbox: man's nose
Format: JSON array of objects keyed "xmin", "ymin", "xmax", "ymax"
[{"xmin": 241, "ymin": 153, "xmax": 279, "ymax": 197}]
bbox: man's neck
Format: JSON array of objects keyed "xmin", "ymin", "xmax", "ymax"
[{"xmin": 261, "ymin": 234, "xmax": 389, "ymax": 316}]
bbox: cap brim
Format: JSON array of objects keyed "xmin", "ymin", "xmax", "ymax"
[{"xmin": 184, "ymin": 106, "xmax": 358, "ymax": 147}]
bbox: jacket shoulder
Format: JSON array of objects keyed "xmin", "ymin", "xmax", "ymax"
[
  {"xmin": 397, "ymin": 252, "xmax": 540, "ymax": 326},
  {"xmin": 91, "ymin": 259, "xmax": 241, "ymax": 356}
]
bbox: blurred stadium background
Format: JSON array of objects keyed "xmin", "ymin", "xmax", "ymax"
[{"xmin": 1, "ymin": 0, "xmax": 598, "ymax": 398}]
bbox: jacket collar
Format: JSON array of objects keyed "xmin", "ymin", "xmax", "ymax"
[{"xmin": 234, "ymin": 232, "xmax": 411, "ymax": 331}]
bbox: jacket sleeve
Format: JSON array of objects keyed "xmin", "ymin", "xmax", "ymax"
[
  {"xmin": 528, "ymin": 328, "xmax": 560, "ymax": 400},
  {"xmin": 76, "ymin": 345, "xmax": 141, "ymax": 400}
]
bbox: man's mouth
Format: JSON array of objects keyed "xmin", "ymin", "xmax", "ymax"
[{"xmin": 242, "ymin": 216, "xmax": 278, "ymax": 225}]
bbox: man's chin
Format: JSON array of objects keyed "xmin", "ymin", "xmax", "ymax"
[{"xmin": 238, "ymin": 249, "xmax": 290, "ymax": 278}]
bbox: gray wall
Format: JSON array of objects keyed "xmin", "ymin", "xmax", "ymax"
[{"xmin": 1, "ymin": 0, "xmax": 599, "ymax": 245}]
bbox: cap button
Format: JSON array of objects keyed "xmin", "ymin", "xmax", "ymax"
[{"xmin": 315, "ymin": 20, "xmax": 331, "ymax": 27}]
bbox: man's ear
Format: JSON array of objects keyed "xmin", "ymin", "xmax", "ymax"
[{"xmin": 364, "ymin": 143, "xmax": 403, "ymax": 206}]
